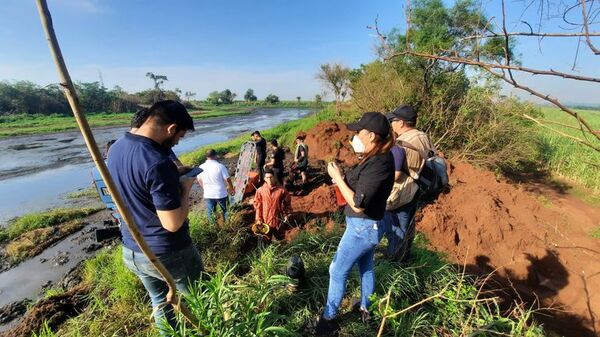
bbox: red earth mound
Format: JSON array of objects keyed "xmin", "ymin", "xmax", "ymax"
[
  {"xmin": 303, "ymin": 122, "xmax": 358, "ymax": 166},
  {"xmin": 419, "ymin": 161, "xmax": 600, "ymax": 336},
  {"xmin": 291, "ymin": 183, "xmax": 338, "ymax": 216}
]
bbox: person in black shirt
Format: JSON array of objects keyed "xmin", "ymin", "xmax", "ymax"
[
  {"xmin": 265, "ymin": 139, "xmax": 285, "ymax": 185},
  {"xmin": 251, "ymin": 131, "xmax": 267, "ymax": 183},
  {"xmin": 293, "ymin": 134, "xmax": 309, "ymax": 194},
  {"xmin": 315, "ymin": 112, "xmax": 395, "ymax": 335}
]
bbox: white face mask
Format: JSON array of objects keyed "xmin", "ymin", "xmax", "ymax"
[{"xmin": 351, "ymin": 135, "xmax": 366, "ymax": 153}]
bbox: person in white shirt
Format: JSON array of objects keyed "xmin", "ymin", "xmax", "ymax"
[{"xmin": 197, "ymin": 149, "xmax": 234, "ymax": 224}]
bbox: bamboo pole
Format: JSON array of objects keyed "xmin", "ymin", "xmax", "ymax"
[{"xmin": 34, "ymin": 0, "xmax": 199, "ymax": 328}]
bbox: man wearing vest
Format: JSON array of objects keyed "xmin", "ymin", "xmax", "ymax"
[{"xmin": 383, "ymin": 105, "xmax": 436, "ymax": 263}]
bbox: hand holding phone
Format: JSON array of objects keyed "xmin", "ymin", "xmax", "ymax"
[{"xmin": 181, "ymin": 166, "xmax": 203, "ymax": 178}]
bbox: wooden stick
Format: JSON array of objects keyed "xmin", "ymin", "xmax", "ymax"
[{"xmin": 34, "ymin": 0, "xmax": 199, "ymax": 328}]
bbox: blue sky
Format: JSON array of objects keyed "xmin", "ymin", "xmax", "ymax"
[{"xmin": 0, "ymin": 0, "xmax": 598, "ymax": 103}]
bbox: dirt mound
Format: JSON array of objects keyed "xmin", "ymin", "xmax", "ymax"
[
  {"xmin": 0, "ymin": 284, "xmax": 90, "ymax": 337},
  {"xmin": 291, "ymin": 184, "xmax": 339, "ymax": 216},
  {"xmin": 419, "ymin": 161, "xmax": 600, "ymax": 336},
  {"xmin": 304, "ymin": 122, "xmax": 358, "ymax": 166}
]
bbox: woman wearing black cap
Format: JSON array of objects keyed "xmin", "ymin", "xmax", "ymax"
[{"xmin": 315, "ymin": 112, "xmax": 395, "ymax": 335}]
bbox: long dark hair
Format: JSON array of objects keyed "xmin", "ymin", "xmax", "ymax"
[{"xmin": 359, "ymin": 126, "xmax": 395, "ymax": 164}]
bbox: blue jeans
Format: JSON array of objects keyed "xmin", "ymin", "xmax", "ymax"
[
  {"xmin": 382, "ymin": 198, "xmax": 418, "ymax": 260},
  {"xmin": 323, "ymin": 216, "xmax": 384, "ymax": 319},
  {"xmin": 122, "ymin": 244, "xmax": 203, "ymax": 335},
  {"xmin": 205, "ymin": 197, "xmax": 228, "ymax": 224}
]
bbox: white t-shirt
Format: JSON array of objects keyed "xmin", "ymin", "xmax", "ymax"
[{"xmin": 198, "ymin": 159, "xmax": 230, "ymax": 199}]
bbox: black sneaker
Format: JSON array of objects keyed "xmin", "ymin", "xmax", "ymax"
[
  {"xmin": 359, "ymin": 309, "xmax": 371, "ymax": 323},
  {"xmin": 314, "ymin": 316, "xmax": 339, "ymax": 336}
]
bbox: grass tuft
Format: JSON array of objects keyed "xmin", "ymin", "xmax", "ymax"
[{"xmin": 1, "ymin": 207, "xmax": 101, "ymax": 244}]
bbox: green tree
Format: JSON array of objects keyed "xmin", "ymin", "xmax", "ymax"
[
  {"xmin": 207, "ymin": 91, "xmax": 221, "ymax": 105},
  {"xmin": 296, "ymin": 96, "xmax": 301, "ymax": 103},
  {"xmin": 145, "ymin": 72, "xmax": 168, "ymax": 90},
  {"xmin": 314, "ymin": 94, "xmax": 322, "ymax": 105},
  {"xmin": 316, "ymin": 63, "xmax": 350, "ymax": 114},
  {"xmin": 244, "ymin": 89, "xmax": 257, "ymax": 102},
  {"xmin": 219, "ymin": 89, "xmax": 236, "ymax": 104},
  {"xmin": 265, "ymin": 94, "xmax": 279, "ymax": 104},
  {"xmin": 184, "ymin": 91, "xmax": 196, "ymax": 102}
]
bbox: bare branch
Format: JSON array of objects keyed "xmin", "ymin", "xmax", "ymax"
[
  {"xmin": 522, "ymin": 114, "xmax": 600, "ymax": 150},
  {"xmin": 461, "ymin": 31, "xmax": 600, "ymax": 40},
  {"xmin": 386, "ymin": 50, "xmax": 600, "ymax": 148},
  {"xmin": 581, "ymin": 0, "xmax": 600, "ymax": 54},
  {"xmin": 385, "ymin": 50, "xmax": 600, "ymax": 83}
]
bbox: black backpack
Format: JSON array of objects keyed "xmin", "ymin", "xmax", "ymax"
[{"xmin": 400, "ymin": 141, "xmax": 449, "ymax": 201}]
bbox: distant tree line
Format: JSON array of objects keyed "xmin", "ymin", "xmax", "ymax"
[
  {"xmin": 0, "ymin": 78, "xmax": 320, "ymax": 116},
  {"xmin": 0, "ymin": 80, "xmax": 183, "ymax": 116},
  {"xmin": 206, "ymin": 88, "xmax": 282, "ymax": 105}
]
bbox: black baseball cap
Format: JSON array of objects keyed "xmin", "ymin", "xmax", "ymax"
[
  {"xmin": 347, "ymin": 112, "xmax": 390, "ymax": 138},
  {"xmin": 385, "ymin": 104, "xmax": 417, "ymax": 123}
]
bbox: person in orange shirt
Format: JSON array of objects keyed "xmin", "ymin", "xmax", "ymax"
[{"xmin": 254, "ymin": 168, "xmax": 292, "ymax": 234}]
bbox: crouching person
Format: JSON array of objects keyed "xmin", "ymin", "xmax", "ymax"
[
  {"xmin": 107, "ymin": 100, "xmax": 202, "ymax": 335},
  {"xmin": 315, "ymin": 112, "xmax": 395, "ymax": 335}
]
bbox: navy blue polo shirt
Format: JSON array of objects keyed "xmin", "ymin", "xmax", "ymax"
[{"xmin": 107, "ymin": 132, "xmax": 191, "ymax": 254}]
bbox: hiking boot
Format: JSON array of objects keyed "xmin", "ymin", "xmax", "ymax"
[{"xmin": 314, "ymin": 316, "xmax": 339, "ymax": 336}]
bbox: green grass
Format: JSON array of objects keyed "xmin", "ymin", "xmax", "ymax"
[
  {"xmin": 592, "ymin": 227, "xmax": 600, "ymax": 239},
  {"xmin": 0, "ymin": 207, "xmax": 101, "ymax": 244},
  {"xmin": 50, "ymin": 247, "xmax": 154, "ymax": 337},
  {"xmin": 65, "ymin": 186, "xmax": 98, "ymax": 200},
  {"xmin": 46, "ymin": 210, "xmax": 545, "ymax": 337},
  {"xmin": 537, "ymin": 107, "xmax": 600, "ymax": 192}
]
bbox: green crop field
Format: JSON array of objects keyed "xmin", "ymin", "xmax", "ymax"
[{"xmin": 537, "ymin": 107, "xmax": 600, "ymax": 192}]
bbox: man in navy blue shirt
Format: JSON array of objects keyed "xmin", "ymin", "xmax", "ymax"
[{"xmin": 107, "ymin": 100, "xmax": 200, "ymax": 335}]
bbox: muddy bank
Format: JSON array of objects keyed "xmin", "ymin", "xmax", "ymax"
[{"xmin": 0, "ymin": 284, "xmax": 91, "ymax": 337}]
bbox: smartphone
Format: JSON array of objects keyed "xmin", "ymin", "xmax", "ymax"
[{"xmin": 182, "ymin": 166, "xmax": 203, "ymax": 178}]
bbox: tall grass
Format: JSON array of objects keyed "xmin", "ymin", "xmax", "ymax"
[
  {"xmin": 53, "ymin": 247, "xmax": 154, "ymax": 337},
  {"xmin": 537, "ymin": 107, "xmax": 600, "ymax": 192}
]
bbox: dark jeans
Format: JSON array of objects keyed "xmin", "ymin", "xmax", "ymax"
[
  {"xmin": 382, "ymin": 197, "xmax": 419, "ymax": 261},
  {"xmin": 205, "ymin": 197, "xmax": 228, "ymax": 224},
  {"xmin": 272, "ymin": 167, "xmax": 284, "ymax": 185},
  {"xmin": 257, "ymin": 159, "xmax": 266, "ymax": 184},
  {"xmin": 122, "ymin": 244, "xmax": 203, "ymax": 336}
]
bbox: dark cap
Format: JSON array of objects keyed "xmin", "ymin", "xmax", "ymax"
[
  {"xmin": 347, "ymin": 112, "xmax": 390, "ymax": 137},
  {"xmin": 385, "ymin": 104, "xmax": 417, "ymax": 123}
]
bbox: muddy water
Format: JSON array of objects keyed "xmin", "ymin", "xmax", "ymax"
[{"xmin": 0, "ymin": 108, "xmax": 313, "ymax": 226}]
